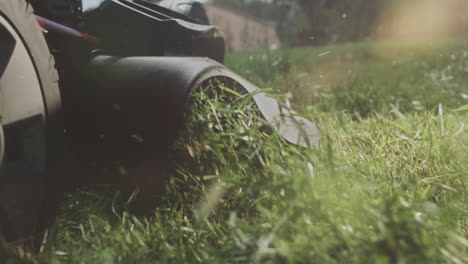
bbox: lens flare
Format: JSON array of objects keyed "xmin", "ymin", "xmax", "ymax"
[{"xmin": 373, "ymin": 0, "xmax": 466, "ymax": 56}]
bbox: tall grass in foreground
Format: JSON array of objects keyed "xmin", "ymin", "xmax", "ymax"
[{"xmin": 22, "ymin": 39, "xmax": 468, "ymax": 263}]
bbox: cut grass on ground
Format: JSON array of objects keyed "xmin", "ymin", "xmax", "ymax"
[{"xmin": 26, "ymin": 39, "xmax": 468, "ymax": 263}]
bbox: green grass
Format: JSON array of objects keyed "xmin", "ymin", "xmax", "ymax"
[
  {"xmin": 20, "ymin": 39, "xmax": 468, "ymax": 263},
  {"xmin": 227, "ymin": 39, "xmax": 468, "ymax": 115}
]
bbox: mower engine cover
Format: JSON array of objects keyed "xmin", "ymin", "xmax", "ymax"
[
  {"xmin": 156, "ymin": 0, "xmax": 210, "ymax": 24},
  {"xmin": 83, "ymin": 0, "xmax": 225, "ymax": 61}
]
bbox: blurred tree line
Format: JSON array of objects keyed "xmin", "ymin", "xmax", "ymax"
[{"xmin": 210, "ymin": 0, "xmax": 388, "ymax": 46}]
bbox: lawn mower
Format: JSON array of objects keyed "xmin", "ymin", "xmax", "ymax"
[{"xmin": 0, "ymin": 0, "xmax": 319, "ymax": 245}]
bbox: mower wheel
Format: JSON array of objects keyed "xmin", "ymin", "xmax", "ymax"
[{"xmin": 0, "ymin": 0, "xmax": 61, "ymax": 246}]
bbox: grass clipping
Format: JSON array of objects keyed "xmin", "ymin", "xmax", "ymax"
[{"xmin": 170, "ymin": 80, "xmax": 313, "ymax": 221}]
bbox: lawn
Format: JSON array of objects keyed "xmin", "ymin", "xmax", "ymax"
[{"xmin": 22, "ymin": 39, "xmax": 468, "ymax": 263}]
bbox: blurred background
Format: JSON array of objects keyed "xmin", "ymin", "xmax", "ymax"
[{"xmin": 189, "ymin": 0, "xmax": 468, "ymax": 52}]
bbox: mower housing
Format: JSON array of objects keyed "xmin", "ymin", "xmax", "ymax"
[{"xmin": 0, "ymin": 0, "xmax": 319, "ymax": 243}]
